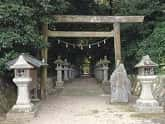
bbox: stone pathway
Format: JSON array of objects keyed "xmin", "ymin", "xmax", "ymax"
[{"xmin": 25, "ymin": 78, "xmax": 164, "ymax": 124}]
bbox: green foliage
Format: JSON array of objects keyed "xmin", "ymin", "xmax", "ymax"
[
  {"xmin": 112, "ymin": 0, "xmax": 165, "ymax": 73},
  {"xmin": 0, "ymin": 0, "xmax": 69, "ymax": 75},
  {"xmin": 0, "ymin": 0, "xmax": 165, "ymax": 75},
  {"xmin": 0, "ymin": 51, "xmax": 17, "ymax": 76},
  {"xmin": 67, "ymin": 0, "xmax": 111, "ymax": 15},
  {"xmin": 137, "ymin": 22, "xmax": 165, "ymax": 64},
  {"xmin": 113, "ymin": 0, "xmax": 160, "ymax": 15}
]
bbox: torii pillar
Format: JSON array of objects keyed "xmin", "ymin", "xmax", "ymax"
[
  {"xmin": 113, "ymin": 23, "xmax": 121, "ymax": 66},
  {"xmin": 41, "ymin": 24, "xmax": 48, "ymax": 99}
]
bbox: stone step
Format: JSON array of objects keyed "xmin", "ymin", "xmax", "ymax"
[{"xmin": 3, "ymin": 102, "xmax": 40, "ymax": 124}]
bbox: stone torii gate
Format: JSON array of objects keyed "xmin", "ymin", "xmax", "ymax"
[{"xmin": 41, "ymin": 15, "xmax": 144, "ymax": 98}]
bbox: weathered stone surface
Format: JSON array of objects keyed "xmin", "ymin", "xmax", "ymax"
[
  {"xmin": 135, "ymin": 75, "xmax": 163, "ymax": 113},
  {"xmin": 102, "ymin": 81, "xmax": 110, "ymax": 94},
  {"xmin": 132, "ymin": 75, "xmax": 165, "ymax": 108},
  {"xmin": 4, "ymin": 102, "xmax": 40, "ymax": 124},
  {"xmin": 56, "ymin": 65, "xmax": 64, "ymax": 88},
  {"xmin": 110, "ymin": 64, "xmax": 131, "ymax": 103},
  {"xmin": 46, "ymin": 77, "xmax": 56, "ymax": 94},
  {"xmin": 153, "ymin": 75, "xmax": 165, "ymax": 107}
]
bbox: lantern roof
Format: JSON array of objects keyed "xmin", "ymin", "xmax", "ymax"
[
  {"xmin": 54, "ymin": 56, "xmax": 64, "ymax": 64},
  {"xmin": 9, "ymin": 54, "xmax": 33, "ymax": 69},
  {"xmin": 135, "ymin": 55, "xmax": 158, "ymax": 68},
  {"xmin": 96, "ymin": 59, "xmax": 102, "ymax": 66},
  {"xmin": 63, "ymin": 59, "xmax": 69, "ymax": 66},
  {"xmin": 6, "ymin": 53, "xmax": 47, "ymax": 69},
  {"xmin": 102, "ymin": 56, "xmax": 110, "ymax": 64}
]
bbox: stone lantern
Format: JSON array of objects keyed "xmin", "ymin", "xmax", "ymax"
[
  {"xmin": 6, "ymin": 53, "xmax": 46, "ymax": 122},
  {"xmin": 102, "ymin": 56, "xmax": 110, "ymax": 94},
  {"xmin": 95, "ymin": 62, "xmax": 99, "ymax": 80},
  {"xmin": 98, "ymin": 59, "xmax": 103, "ymax": 81},
  {"xmin": 8, "ymin": 54, "xmax": 34, "ymax": 112},
  {"xmin": 68, "ymin": 63, "xmax": 72, "ymax": 80},
  {"xmin": 63, "ymin": 59, "xmax": 69, "ymax": 81},
  {"xmin": 135, "ymin": 55, "xmax": 163, "ymax": 113},
  {"xmin": 54, "ymin": 56, "xmax": 64, "ymax": 88},
  {"xmin": 102, "ymin": 56, "xmax": 110, "ymax": 83},
  {"xmin": 70, "ymin": 65, "xmax": 74, "ymax": 79}
]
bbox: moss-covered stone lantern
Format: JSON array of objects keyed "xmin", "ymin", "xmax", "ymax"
[{"xmin": 135, "ymin": 55, "xmax": 163, "ymax": 113}]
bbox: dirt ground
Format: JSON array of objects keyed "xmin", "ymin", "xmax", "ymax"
[{"xmin": 8, "ymin": 78, "xmax": 165, "ymax": 124}]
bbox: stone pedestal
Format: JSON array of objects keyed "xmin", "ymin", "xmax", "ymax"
[
  {"xmin": 6, "ymin": 102, "xmax": 40, "ymax": 124},
  {"xmin": 102, "ymin": 66, "xmax": 109, "ymax": 83},
  {"xmin": 69, "ymin": 68, "xmax": 72, "ymax": 79},
  {"xmin": 102, "ymin": 66, "xmax": 110, "ymax": 94},
  {"xmin": 12, "ymin": 77, "xmax": 34, "ymax": 112},
  {"xmin": 64, "ymin": 66, "xmax": 69, "ymax": 81},
  {"xmin": 102, "ymin": 81, "xmax": 110, "ymax": 94},
  {"xmin": 95, "ymin": 68, "xmax": 98, "ymax": 80},
  {"xmin": 135, "ymin": 75, "xmax": 163, "ymax": 113},
  {"xmin": 72, "ymin": 69, "xmax": 75, "ymax": 79},
  {"xmin": 98, "ymin": 67, "xmax": 103, "ymax": 81},
  {"xmin": 56, "ymin": 65, "xmax": 64, "ymax": 88}
]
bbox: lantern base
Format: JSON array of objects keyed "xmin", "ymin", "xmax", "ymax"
[
  {"xmin": 6, "ymin": 102, "xmax": 40, "ymax": 123},
  {"xmin": 11, "ymin": 103, "xmax": 34, "ymax": 113},
  {"xmin": 102, "ymin": 81, "xmax": 110, "ymax": 94},
  {"xmin": 110, "ymin": 97, "xmax": 129, "ymax": 103},
  {"xmin": 135, "ymin": 99, "xmax": 164, "ymax": 113},
  {"xmin": 56, "ymin": 81, "xmax": 64, "ymax": 89}
]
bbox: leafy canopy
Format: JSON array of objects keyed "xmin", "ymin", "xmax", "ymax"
[{"xmin": 0, "ymin": 0, "xmax": 69, "ymax": 76}]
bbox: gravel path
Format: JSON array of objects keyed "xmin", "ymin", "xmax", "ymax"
[{"xmin": 25, "ymin": 78, "xmax": 164, "ymax": 124}]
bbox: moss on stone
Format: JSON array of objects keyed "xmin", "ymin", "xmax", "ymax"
[
  {"xmin": 110, "ymin": 103, "xmax": 135, "ymax": 112},
  {"xmin": 130, "ymin": 113, "xmax": 165, "ymax": 119}
]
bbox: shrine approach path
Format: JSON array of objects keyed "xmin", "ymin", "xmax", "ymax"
[{"xmin": 25, "ymin": 78, "xmax": 162, "ymax": 124}]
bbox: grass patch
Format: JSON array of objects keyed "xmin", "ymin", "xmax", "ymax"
[
  {"xmin": 76, "ymin": 109, "xmax": 100, "ymax": 116},
  {"xmin": 131, "ymin": 113, "xmax": 165, "ymax": 119},
  {"xmin": 110, "ymin": 103, "xmax": 135, "ymax": 112},
  {"xmin": 91, "ymin": 109, "xmax": 99, "ymax": 114},
  {"xmin": 61, "ymin": 88, "xmax": 102, "ymax": 96}
]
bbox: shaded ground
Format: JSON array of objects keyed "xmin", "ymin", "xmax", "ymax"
[
  {"xmin": 60, "ymin": 78, "xmax": 104, "ymax": 96},
  {"xmin": 14, "ymin": 78, "xmax": 165, "ymax": 124}
]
